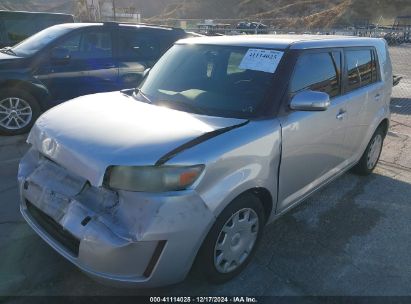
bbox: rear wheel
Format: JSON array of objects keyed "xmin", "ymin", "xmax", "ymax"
[
  {"xmin": 0, "ymin": 89, "xmax": 40, "ymax": 136},
  {"xmin": 197, "ymin": 193, "xmax": 265, "ymax": 283},
  {"xmin": 352, "ymin": 127, "xmax": 385, "ymax": 175}
]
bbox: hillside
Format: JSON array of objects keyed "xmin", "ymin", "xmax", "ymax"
[
  {"xmin": 154, "ymin": 0, "xmax": 411, "ymax": 28},
  {"xmin": 0, "ymin": 0, "xmax": 172, "ymax": 17}
]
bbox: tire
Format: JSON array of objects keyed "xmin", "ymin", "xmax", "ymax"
[
  {"xmin": 197, "ymin": 193, "xmax": 265, "ymax": 284},
  {"xmin": 0, "ymin": 89, "xmax": 41, "ymax": 136},
  {"xmin": 352, "ymin": 127, "xmax": 385, "ymax": 176}
]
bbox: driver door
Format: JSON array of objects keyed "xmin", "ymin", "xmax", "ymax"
[
  {"xmin": 277, "ymin": 50, "xmax": 352, "ymax": 212},
  {"xmin": 34, "ymin": 28, "xmax": 118, "ymax": 104}
]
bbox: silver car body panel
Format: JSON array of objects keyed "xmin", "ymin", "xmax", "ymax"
[
  {"xmin": 19, "ymin": 35, "xmax": 392, "ymax": 287},
  {"xmin": 28, "ymin": 91, "xmax": 247, "ymax": 187}
]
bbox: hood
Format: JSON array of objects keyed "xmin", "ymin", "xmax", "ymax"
[
  {"xmin": 0, "ymin": 52, "xmax": 19, "ymax": 60},
  {"xmin": 0, "ymin": 52, "xmax": 23, "ymax": 62},
  {"xmin": 28, "ymin": 91, "xmax": 247, "ymax": 187},
  {"xmin": 0, "ymin": 52, "xmax": 25, "ymax": 69}
]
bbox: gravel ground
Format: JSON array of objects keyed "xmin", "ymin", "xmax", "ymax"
[{"xmin": 0, "ymin": 45, "xmax": 411, "ymax": 297}]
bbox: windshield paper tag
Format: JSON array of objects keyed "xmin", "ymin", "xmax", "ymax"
[{"xmin": 239, "ymin": 49, "xmax": 284, "ymax": 73}]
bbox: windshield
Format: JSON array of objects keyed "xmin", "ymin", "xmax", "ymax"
[
  {"xmin": 136, "ymin": 44, "xmax": 282, "ymax": 118},
  {"xmin": 9, "ymin": 25, "xmax": 72, "ymax": 57}
]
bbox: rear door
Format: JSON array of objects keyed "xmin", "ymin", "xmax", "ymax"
[
  {"xmin": 278, "ymin": 49, "xmax": 352, "ymax": 212},
  {"xmin": 80, "ymin": 28, "xmax": 118, "ymax": 94},
  {"xmin": 342, "ymin": 48, "xmax": 383, "ymax": 158},
  {"xmin": 115, "ymin": 28, "xmax": 181, "ymax": 89}
]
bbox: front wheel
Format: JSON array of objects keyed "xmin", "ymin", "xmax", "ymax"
[
  {"xmin": 197, "ymin": 193, "xmax": 265, "ymax": 283},
  {"xmin": 352, "ymin": 127, "xmax": 385, "ymax": 175},
  {"xmin": 0, "ymin": 89, "xmax": 41, "ymax": 136}
]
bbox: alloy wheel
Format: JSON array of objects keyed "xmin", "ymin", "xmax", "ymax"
[{"xmin": 0, "ymin": 97, "xmax": 33, "ymax": 130}]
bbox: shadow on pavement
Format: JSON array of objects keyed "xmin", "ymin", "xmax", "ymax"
[{"xmin": 391, "ymin": 97, "xmax": 411, "ymax": 115}]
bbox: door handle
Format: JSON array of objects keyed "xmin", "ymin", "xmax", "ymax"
[
  {"xmin": 375, "ymin": 93, "xmax": 381, "ymax": 101},
  {"xmin": 336, "ymin": 110, "xmax": 346, "ymax": 120}
]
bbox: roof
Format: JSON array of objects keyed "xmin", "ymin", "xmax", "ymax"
[
  {"xmin": 177, "ymin": 34, "xmax": 385, "ymax": 50},
  {"xmin": 47, "ymin": 23, "xmax": 102, "ymax": 30},
  {"xmin": 46, "ymin": 22, "xmax": 183, "ymax": 33}
]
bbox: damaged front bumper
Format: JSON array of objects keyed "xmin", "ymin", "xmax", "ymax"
[{"xmin": 18, "ymin": 148, "xmax": 215, "ymax": 287}]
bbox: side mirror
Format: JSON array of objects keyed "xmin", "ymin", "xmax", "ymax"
[
  {"xmin": 142, "ymin": 68, "xmax": 151, "ymax": 78},
  {"xmin": 51, "ymin": 47, "xmax": 71, "ymax": 63},
  {"xmin": 290, "ymin": 90, "xmax": 330, "ymax": 111}
]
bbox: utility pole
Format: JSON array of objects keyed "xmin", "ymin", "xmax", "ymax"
[{"xmin": 112, "ymin": 0, "xmax": 116, "ymax": 21}]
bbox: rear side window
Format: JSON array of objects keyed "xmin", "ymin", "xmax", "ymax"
[
  {"xmin": 346, "ymin": 49, "xmax": 378, "ymax": 92},
  {"xmin": 290, "ymin": 52, "xmax": 341, "ymax": 98},
  {"xmin": 117, "ymin": 30, "xmax": 174, "ymax": 61},
  {"xmin": 55, "ymin": 30, "xmax": 112, "ymax": 59}
]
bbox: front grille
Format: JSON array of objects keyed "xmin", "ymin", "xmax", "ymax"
[{"xmin": 26, "ymin": 200, "xmax": 80, "ymax": 257}]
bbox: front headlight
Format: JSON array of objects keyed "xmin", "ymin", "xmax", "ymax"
[{"xmin": 107, "ymin": 165, "xmax": 204, "ymax": 192}]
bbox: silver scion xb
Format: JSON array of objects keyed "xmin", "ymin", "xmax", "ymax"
[{"xmin": 18, "ymin": 35, "xmax": 392, "ymax": 287}]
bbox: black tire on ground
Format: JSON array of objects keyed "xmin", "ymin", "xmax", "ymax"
[
  {"xmin": 0, "ymin": 89, "xmax": 41, "ymax": 136},
  {"xmin": 352, "ymin": 127, "xmax": 385, "ymax": 176},
  {"xmin": 196, "ymin": 193, "xmax": 266, "ymax": 284}
]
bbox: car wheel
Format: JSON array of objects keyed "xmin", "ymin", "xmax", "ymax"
[
  {"xmin": 197, "ymin": 193, "xmax": 265, "ymax": 284},
  {"xmin": 0, "ymin": 89, "xmax": 41, "ymax": 136},
  {"xmin": 352, "ymin": 127, "xmax": 385, "ymax": 176}
]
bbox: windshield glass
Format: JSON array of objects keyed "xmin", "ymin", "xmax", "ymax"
[
  {"xmin": 10, "ymin": 25, "xmax": 72, "ymax": 57},
  {"xmin": 137, "ymin": 44, "xmax": 282, "ymax": 118}
]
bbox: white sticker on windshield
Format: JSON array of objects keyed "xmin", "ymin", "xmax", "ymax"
[{"xmin": 239, "ymin": 49, "xmax": 284, "ymax": 73}]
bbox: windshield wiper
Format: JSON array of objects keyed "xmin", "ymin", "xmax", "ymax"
[
  {"xmin": 0, "ymin": 47, "xmax": 17, "ymax": 56},
  {"xmin": 133, "ymin": 89, "xmax": 152, "ymax": 104}
]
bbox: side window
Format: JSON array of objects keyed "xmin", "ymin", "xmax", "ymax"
[
  {"xmin": 345, "ymin": 49, "xmax": 375, "ymax": 92},
  {"xmin": 55, "ymin": 30, "xmax": 112, "ymax": 59},
  {"xmin": 118, "ymin": 30, "xmax": 171, "ymax": 61},
  {"xmin": 79, "ymin": 31, "xmax": 112, "ymax": 59},
  {"xmin": 290, "ymin": 52, "xmax": 341, "ymax": 98},
  {"xmin": 57, "ymin": 32, "xmax": 81, "ymax": 53}
]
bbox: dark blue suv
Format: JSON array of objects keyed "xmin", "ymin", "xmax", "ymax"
[{"xmin": 0, "ymin": 22, "xmax": 188, "ymax": 135}]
